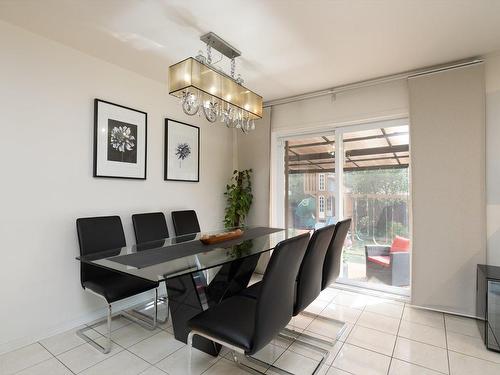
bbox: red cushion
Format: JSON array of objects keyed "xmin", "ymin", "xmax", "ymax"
[
  {"xmin": 367, "ymin": 255, "xmax": 391, "ymax": 268},
  {"xmin": 390, "ymin": 236, "xmax": 410, "ymax": 253}
]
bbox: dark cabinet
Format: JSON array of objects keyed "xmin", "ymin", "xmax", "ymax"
[{"xmin": 477, "ymin": 264, "xmax": 500, "ymax": 352}]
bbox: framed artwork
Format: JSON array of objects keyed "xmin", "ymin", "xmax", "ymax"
[
  {"xmin": 93, "ymin": 99, "xmax": 147, "ymax": 179},
  {"xmin": 164, "ymin": 118, "xmax": 200, "ymax": 182}
]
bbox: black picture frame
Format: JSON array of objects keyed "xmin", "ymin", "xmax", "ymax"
[
  {"xmin": 164, "ymin": 118, "xmax": 200, "ymax": 182},
  {"xmin": 93, "ymin": 99, "xmax": 147, "ymax": 180}
]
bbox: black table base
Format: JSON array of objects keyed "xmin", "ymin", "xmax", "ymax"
[{"xmin": 165, "ymin": 253, "xmax": 261, "ymax": 356}]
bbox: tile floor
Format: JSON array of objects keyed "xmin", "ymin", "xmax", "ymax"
[{"xmin": 1, "ymin": 286, "xmax": 500, "ymax": 375}]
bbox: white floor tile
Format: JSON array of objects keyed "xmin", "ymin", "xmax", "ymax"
[
  {"xmin": 403, "ymin": 306, "xmax": 444, "ymax": 329},
  {"xmin": 155, "ymin": 346, "xmax": 219, "ymax": 375},
  {"xmin": 56, "ymin": 336, "xmax": 123, "ymax": 373},
  {"xmin": 364, "ymin": 301, "xmax": 404, "ymax": 319},
  {"xmin": 333, "ymin": 343, "xmax": 391, "ymax": 375},
  {"xmin": 326, "ymin": 366, "xmax": 352, "ymax": 375},
  {"xmin": 318, "ymin": 288, "xmax": 341, "ymax": 302},
  {"xmin": 273, "ymin": 350, "xmax": 322, "ymax": 375},
  {"xmin": 286, "ymin": 334, "xmax": 341, "ymax": 364},
  {"xmin": 138, "ymin": 366, "xmax": 167, "ymax": 375},
  {"xmin": 346, "ymin": 325, "xmax": 396, "ymax": 356},
  {"xmin": 11, "ymin": 358, "xmax": 72, "ymax": 375},
  {"xmin": 306, "ymin": 317, "xmax": 348, "ymax": 340},
  {"xmin": 91, "ymin": 315, "xmax": 131, "ymax": 334},
  {"xmin": 0, "ymin": 343, "xmax": 52, "ymax": 375},
  {"xmin": 444, "ymin": 314, "xmax": 481, "ymax": 338},
  {"xmin": 251, "ymin": 342, "xmax": 287, "ymax": 364},
  {"xmin": 393, "ymin": 337, "xmax": 449, "ymax": 374},
  {"xmin": 388, "ymin": 358, "xmax": 443, "ymax": 374},
  {"xmin": 111, "ymin": 324, "xmax": 161, "ymax": 348},
  {"xmin": 398, "ymin": 320, "xmax": 447, "ymax": 348},
  {"xmin": 40, "ymin": 326, "xmax": 100, "ymax": 356},
  {"xmin": 321, "ymin": 304, "xmax": 363, "ymax": 324},
  {"xmin": 79, "ymin": 350, "xmax": 150, "ymax": 375},
  {"xmin": 356, "ymin": 311, "xmax": 400, "ymax": 335},
  {"xmin": 304, "ymin": 299, "xmax": 330, "ymax": 315},
  {"xmin": 128, "ymin": 331, "xmax": 184, "ymax": 364},
  {"xmin": 202, "ymin": 358, "xmax": 250, "ymax": 375},
  {"xmin": 289, "ymin": 314, "xmax": 315, "ymax": 330},
  {"xmin": 331, "ymin": 291, "xmax": 368, "ymax": 310},
  {"xmin": 448, "ymin": 350, "xmax": 500, "ymax": 375},
  {"xmin": 447, "ymin": 331, "xmax": 500, "ymax": 364}
]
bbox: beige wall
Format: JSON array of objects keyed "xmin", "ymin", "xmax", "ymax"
[{"xmin": 0, "ymin": 21, "xmax": 234, "ymax": 353}]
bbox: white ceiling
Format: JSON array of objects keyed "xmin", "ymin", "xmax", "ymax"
[{"xmin": 2, "ymin": 0, "xmax": 500, "ymax": 101}]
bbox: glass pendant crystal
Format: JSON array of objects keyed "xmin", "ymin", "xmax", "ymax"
[{"xmin": 181, "ymin": 91, "xmax": 200, "ymax": 116}]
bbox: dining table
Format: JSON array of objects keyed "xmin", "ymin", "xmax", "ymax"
[{"xmin": 76, "ymin": 226, "xmax": 308, "ymax": 356}]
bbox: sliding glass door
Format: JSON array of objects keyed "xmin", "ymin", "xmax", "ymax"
[
  {"xmin": 278, "ymin": 120, "xmax": 411, "ymax": 296},
  {"xmin": 284, "ymin": 133, "xmax": 336, "ymax": 230},
  {"xmin": 338, "ymin": 123, "xmax": 410, "ymax": 295}
]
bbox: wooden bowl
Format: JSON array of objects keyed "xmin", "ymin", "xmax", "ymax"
[{"xmin": 200, "ymin": 229, "xmax": 244, "ymax": 245}]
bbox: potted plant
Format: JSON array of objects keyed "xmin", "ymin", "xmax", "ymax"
[{"xmin": 224, "ymin": 169, "xmax": 253, "ymax": 228}]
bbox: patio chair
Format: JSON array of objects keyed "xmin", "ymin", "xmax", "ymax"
[{"xmin": 365, "ymin": 235, "xmax": 410, "ymax": 287}]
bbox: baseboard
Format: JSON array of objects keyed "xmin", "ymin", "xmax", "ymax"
[{"xmin": 0, "ymin": 292, "xmax": 153, "ymax": 355}]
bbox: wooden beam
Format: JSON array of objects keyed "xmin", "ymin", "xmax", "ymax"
[
  {"xmin": 287, "ymin": 144, "xmax": 409, "ymax": 162},
  {"xmin": 288, "ymin": 131, "xmax": 408, "ymax": 149},
  {"xmin": 288, "ymin": 164, "xmax": 409, "ymax": 174}
]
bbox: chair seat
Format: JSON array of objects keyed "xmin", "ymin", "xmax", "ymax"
[
  {"xmin": 238, "ymin": 281, "xmax": 262, "ymax": 300},
  {"xmin": 188, "ymin": 296, "xmax": 256, "ymax": 352},
  {"xmin": 367, "ymin": 255, "xmax": 391, "ymax": 268},
  {"xmin": 83, "ymin": 273, "xmax": 158, "ymax": 303}
]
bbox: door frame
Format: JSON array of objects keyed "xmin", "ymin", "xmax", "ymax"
[{"xmin": 271, "ymin": 117, "xmax": 411, "ymax": 296}]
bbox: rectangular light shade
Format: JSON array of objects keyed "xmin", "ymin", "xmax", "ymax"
[{"xmin": 169, "ymin": 57, "xmax": 263, "ymax": 119}]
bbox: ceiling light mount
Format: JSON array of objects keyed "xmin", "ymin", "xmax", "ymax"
[{"xmin": 200, "ymin": 32, "xmax": 241, "ymax": 59}]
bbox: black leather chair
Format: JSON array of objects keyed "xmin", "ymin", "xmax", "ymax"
[
  {"xmin": 240, "ymin": 224, "xmax": 348, "ymax": 350},
  {"xmin": 132, "ymin": 212, "xmax": 169, "ymax": 244},
  {"xmin": 76, "ymin": 216, "xmax": 159, "ymax": 353},
  {"xmin": 132, "ymin": 212, "xmax": 171, "ymax": 323},
  {"xmin": 187, "ymin": 233, "xmax": 310, "ymax": 373},
  {"xmin": 171, "ymin": 210, "xmax": 201, "ymax": 236},
  {"xmin": 241, "ymin": 224, "xmax": 335, "ymax": 314},
  {"xmin": 322, "ymin": 218, "xmax": 352, "ymax": 290}
]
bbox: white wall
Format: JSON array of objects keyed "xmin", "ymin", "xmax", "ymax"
[
  {"xmin": 0, "ymin": 21, "xmax": 234, "ymax": 353},
  {"xmin": 237, "ymin": 107, "xmax": 271, "ymax": 226},
  {"xmin": 486, "ymin": 54, "xmax": 500, "ymax": 266}
]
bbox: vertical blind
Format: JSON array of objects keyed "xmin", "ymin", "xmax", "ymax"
[{"xmin": 409, "ymin": 63, "xmax": 486, "ymax": 316}]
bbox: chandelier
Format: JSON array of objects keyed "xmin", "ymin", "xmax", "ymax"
[{"xmin": 168, "ymin": 32, "xmax": 263, "ymax": 133}]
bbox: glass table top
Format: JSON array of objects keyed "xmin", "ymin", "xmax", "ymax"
[{"xmin": 76, "ymin": 226, "xmax": 308, "ymax": 282}]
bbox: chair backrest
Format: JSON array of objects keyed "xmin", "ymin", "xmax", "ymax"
[
  {"xmin": 76, "ymin": 216, "xmax": 126, "ymax": 285},
  {"xmin": 132, "ymin": 212, "xmax": 169, "ymax": 244},
  {"xmin": 251, "ymin": 232, "xmax": 309, "ymax": 354},
  {"xmin": 294, "ymin": 224, "xmax": 336, "ymax": 315},
  {"xmin": 322, "ymin": 218, "xmax": 352, "ymax": 290},
  {"xmin": 171, "ymin": 210, "xmax": 201, "ymax": 236}
]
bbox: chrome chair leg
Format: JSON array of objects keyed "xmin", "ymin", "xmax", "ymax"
[
  {"xmin": 188, "ymin": 329, "xmax": 326, "ymax": 375},
  {"xmin": 132, "ymin": 286, "xmax": 169, "ymax": 324},
  {"xmin": 121, "ymin": 288, "xmax": 159, "ymax": 330},
  {"xmin": 76, "ymin": 304, "xmax": 112, "ymax": 354},
  {"xmin": 284, "ymin": 312, "xmax": 347, "ymax": 347}
]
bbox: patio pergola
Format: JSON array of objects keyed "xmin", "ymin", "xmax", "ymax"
[{"xmin": 285, "ymin": 125, "xmax": 409, "ymax": 173}]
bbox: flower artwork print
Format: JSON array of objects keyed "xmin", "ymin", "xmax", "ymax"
[
  {"xmin": 94, "ymin": 99, "xmax": 146, "ymax": 179},
  {"xmin": 175, "ymin": 142, "xmax": 191, "ymax": 167},
  {"xmin": 107, "ymin": 119, "xmax": 138, "ymax": 163},
  {"xmin": 165, "ymin": 119, "xmax": 199, "ymax": 182}
]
